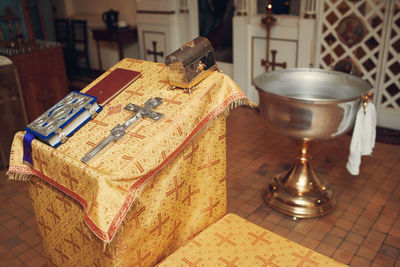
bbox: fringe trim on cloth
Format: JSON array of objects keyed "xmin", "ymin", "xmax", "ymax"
[
  {"xmin": 6, "ymin": 170, "xmax": 33, "ymax": 182},
  {"xmin": 222, "ymin": 98, "xmax": 257, "ymax": 117}
]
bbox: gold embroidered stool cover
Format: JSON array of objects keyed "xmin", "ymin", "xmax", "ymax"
[
  {"xmin": 7, "ymin": 59, "xmax": 249, "ymax": 266},
  {"xmin": 158, "ymin": 213, "xmax": 346, "ymax": 266}
]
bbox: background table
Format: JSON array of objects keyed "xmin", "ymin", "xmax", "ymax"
[{"xmin": 92, "ymin": 27, "xmax": 138, "ymax": 71}]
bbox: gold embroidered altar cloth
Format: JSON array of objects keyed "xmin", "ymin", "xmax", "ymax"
[
  {"xmin": 7, "ymin": 59, "xmax": 248, "ymax": 266},
  {"xmin": 158, "ymin": 213, "xmax": 346, "ymax": 267}
]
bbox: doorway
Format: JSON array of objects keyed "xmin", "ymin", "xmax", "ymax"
[{"xmin": 198, "ymin": 0, "xmax": 234, "ymax": 64}]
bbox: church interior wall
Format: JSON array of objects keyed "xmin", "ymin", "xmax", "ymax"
[{"xmin": 53, "ymin": 0, "xmax": 140, "ymax": 70}]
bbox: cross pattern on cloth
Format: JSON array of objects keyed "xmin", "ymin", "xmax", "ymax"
[{"xmin": 8, "ymin": 59, "xmax": 248, "ymax": 243}]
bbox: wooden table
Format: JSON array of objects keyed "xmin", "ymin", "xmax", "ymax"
[{"xmin": 92, "ymin": 27, "xmax": 138, "ymax": 71}]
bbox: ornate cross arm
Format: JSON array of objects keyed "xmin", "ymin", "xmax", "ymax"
[{"xmin": 81, "ymin": 97, "xmax": 164, "ymax": 163}]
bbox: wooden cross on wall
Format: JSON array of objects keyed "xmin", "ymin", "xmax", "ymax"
[
  {"xmin": 147, "ymin": 41, "xmax": 164, "ymax": 62},
  {"xmin": 260, "ymin": 1, "xmax": 287, "ymax": 72},
  {"xmin": 262, "ymin": 50, "xmax": 287, "ymax": 71}
]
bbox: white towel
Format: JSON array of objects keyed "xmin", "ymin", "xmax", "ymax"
[{"xmin": 346, "ymin": 102, "xmax": 376, "ymax": 175}]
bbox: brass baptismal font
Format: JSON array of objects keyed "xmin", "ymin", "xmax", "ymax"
[{"xmin": 254, "ymin": 69, "xmax": 371, "ymax": 218}]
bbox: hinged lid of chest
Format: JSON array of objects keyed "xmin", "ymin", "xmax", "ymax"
[{"xmin": 165, "ymin": 37, "xmax": 218, "ymax": 93}]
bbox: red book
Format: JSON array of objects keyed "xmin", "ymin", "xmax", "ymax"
[{"xmin": 85, "ymin": 68, "xmax": 141, "ymax": 105}]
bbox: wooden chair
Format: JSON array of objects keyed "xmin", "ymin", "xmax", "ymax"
[
  {"xmin": 54, "ymin": 19, "xmax": 70, "ymax": 47},
  {"xmin": 54, "ymin": 18, "xmax": 73, "ymax": 76},
  {"xmin": 71, "ymin": 19, "xmax": 90, "ymax": 72}
]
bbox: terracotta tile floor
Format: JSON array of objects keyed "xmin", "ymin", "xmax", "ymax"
[
  {"xmin": 226, "ymin": 107, "xmax": 400, "ymax": 267},
  {"xmin": 1, "ymin": 107, "xmax": 400, "ymax": 266}
]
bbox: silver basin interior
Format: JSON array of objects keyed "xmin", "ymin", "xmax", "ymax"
[
  {"xmin": 254, "ymin": 68, "xmax": 371, "ymax": 140},
  {"xmin": 254, "ymin": 68, "xmax": 370, "ymax": 102}
]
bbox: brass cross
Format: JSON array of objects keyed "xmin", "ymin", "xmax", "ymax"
[{"xmin": 260, "ymin": 1, "xmax": 287, "ymax": 72}]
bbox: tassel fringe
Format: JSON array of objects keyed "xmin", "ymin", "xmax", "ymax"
[
  {"xmin": 6, "ymin": 171, "xmax": 32, "ymax": 182},
  {"xmin": 222, "ymin": 98, "xmax": 257, "ymax": 117}
]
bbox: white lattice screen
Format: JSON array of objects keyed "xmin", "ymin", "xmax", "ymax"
[
  {"xmin": 317, "ymin": 0, "xmax": 400, "ymax": 126},
  {"xmin": 379, "ymin": 1, "xmax": 400, "ymax": 110},
  {"xmin": 317, "ymin": 0, "xmax": 388, "ymax": 86}
]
